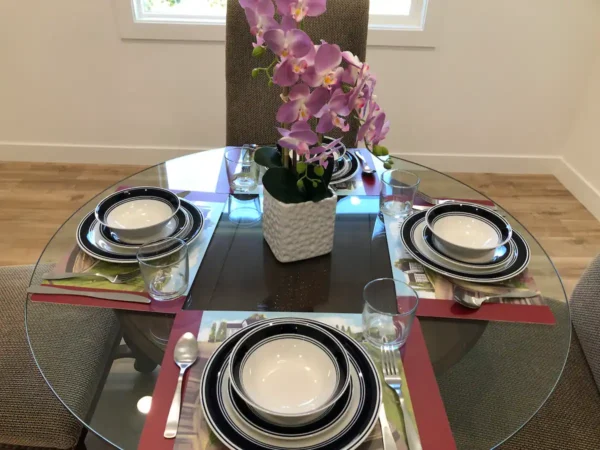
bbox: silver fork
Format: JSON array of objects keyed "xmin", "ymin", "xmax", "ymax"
[
  {"xmin": 42, "ymin": 270, "xmax": 140, "ymax": 284},
  {"xmin": 381, "ymin": 346, "xmax": 423, "ymax": 450}
]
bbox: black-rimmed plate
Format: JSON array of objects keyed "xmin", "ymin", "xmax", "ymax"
[
  {"xmin": 201, "ymin": 318, "xmax": 380, "ymax": 450},
  {"xmin": 401, "ymin": 211, "xmax": 530, "ymax": 283},
  {"xmin": 76, "ymin": 199, "xmax": 203, "ymax": 264},
  {"xmin": 330, "ymin": 153, "xmax": 359, "ymax": 185}
]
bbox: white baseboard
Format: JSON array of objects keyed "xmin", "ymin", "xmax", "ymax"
[
  {"xmin": 392, "ymin": 152, "xmax": 562, "ymax": 174},
  {"xmin": 553, "ymin": 159, "xmax": 600, "ymax": 221},
  {"xmin": 1, "ymin": 141, "xmax": 598, "ymax": 220}
]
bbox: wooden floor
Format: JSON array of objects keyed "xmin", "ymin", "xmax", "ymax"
[{"xmin": 1, "ymin": 162, "xmax": 598, "ymax": 296}]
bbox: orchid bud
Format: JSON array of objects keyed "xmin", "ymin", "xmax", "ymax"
[
  {"xmin": 296, "ymin": 162, "xmax": 307, "ymax": 174},
  {"xmin": 251, "ymin": 68, "xmax": 260, "ymax": 79},
  {"xmin": 373, "ymin": 145, "xmax": 389, "ymax": 156},
  {"xmin": 312, "ymin": 181, "xmax": 318, "ymax": 188},
  {"xmin": 314, "ymin": 166, "xmax": 325, "ymax": 177},
  {"xmin": 252, "ymin": 46, "xmax": 266, "ymax": 58},
  {"xmin": 384, "ymin": 161, "xmax": 393, "ymax": 170},
  {"xmin": 296, "ymin": 180, "xmax": 304, "ymax": 189},
  {"xmin": 268, "ymin": 79, "xmax": 274, "ymax": 87}
]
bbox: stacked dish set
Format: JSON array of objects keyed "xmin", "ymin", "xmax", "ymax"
[
  {"xmin": 400, "ymin": 202, "xmax": 530, "ymax": 285},
  {"xmin": 76, "ymin": 187, "xmax": 204, "ymax": 264},
  {"xmin": 201, "ymin": 318, "xmax": 382, "ymax": 450},
  {"xmin": 330, "ymin": 144, "xmax": 361, "ymax": 186}
]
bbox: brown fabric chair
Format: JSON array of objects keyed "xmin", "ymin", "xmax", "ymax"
[
  {"xmin": 226, "ymin": 0, "xmax": 370, "ymax": 148},
  {"xmin": 0, "ymin": 265, "xmax": 120, "ymax": 449},
  {"xmin": 499, "ymin": 255, "xmax": 600, "ymax": 449}
]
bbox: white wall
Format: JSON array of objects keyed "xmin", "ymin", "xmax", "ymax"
[
  {"xmin": 555, "ymin": 54, "xmax": 600, "ymax": 219},
  {"xmin": 0, "ymin": 0, "xmax": 599, "ymax": 169}
]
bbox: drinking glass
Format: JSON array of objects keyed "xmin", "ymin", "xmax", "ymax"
[
  {"xmin": 379, "ymin": 169, "xmax": 420, "ymax": 219},
  {"xmin": 225, "ymin": 146, "xmax": 259, "ymax": 193},
  {"xmin": 362, "ymin": 278, "xmax": 419, "ymax": 349},
  {"xmin": 137, "ymin": 238, "xmax": 189, "ymax": 301},
  {"xmin": 228, "ymin": 194, "xmax": 262, "ymax": 226}
]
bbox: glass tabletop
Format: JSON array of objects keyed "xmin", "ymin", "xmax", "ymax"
[{"xmin": 25, "ymin": 149, "xmax": 570, "ymax": 450}]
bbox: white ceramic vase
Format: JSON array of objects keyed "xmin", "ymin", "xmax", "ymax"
[{"xmin": 262, "ymin": 187, "xmax": 337, "ymax": 263}]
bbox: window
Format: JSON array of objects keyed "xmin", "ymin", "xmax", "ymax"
[{"xmin": 112, "ymin": 0, "xmax": 443, "ymax": 47}]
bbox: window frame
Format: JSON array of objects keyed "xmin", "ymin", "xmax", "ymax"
[{"xmin": 111, "ymin": 0, "xmax": 444, "ymax": 47}]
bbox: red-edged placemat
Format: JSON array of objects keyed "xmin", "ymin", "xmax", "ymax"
[
  {"xmin": 30, "ymin": 193, "xmax": 226, "ymax": 312},
  {"xmin": 383, "ymin": 215, "xmax": 555, "ymax": 325},
  {"xmin": 140, "ymin": 311, "xmax": 456, "ymax": 450}
]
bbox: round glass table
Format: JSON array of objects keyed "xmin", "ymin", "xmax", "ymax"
[{"xmin": 25, "ymin": 149, "xmax": 570, "ymax": 450}]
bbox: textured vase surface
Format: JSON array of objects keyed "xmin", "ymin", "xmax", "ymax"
[{"xmin": 262, "ymin": 188, "xmax": 337, "ymax": 263}]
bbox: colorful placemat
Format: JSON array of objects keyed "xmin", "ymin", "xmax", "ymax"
[
  {"xmin": 30, "ymin": 194, "xmax": 226, "ymax": 312},
  {"xmin": 383, "ymin": 215, "xmax": 555, "ymax": 324},
  {"xmin": 140, "ymin": 311, "xmax": 456, "ymax": 450}
]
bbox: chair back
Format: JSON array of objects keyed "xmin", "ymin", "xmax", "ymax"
[{"xmin": 226, "ymin": 0, "xmax": 370, "ymax": 147}]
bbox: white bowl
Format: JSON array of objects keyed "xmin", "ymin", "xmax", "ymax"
[
  {"xmin": 229, "ymin": 320, "xmax": 350, "ymax": 426},
  {"xmin": 95, "ymin": 187, "xmax": 180, "ymax": 244},
  {"xmin": 425, "ymin": 202, "xmax": 512, "ymax": 263}
]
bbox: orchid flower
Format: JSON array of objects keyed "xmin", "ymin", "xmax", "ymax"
[
  {"xmin": 242, "ymin": 0, "xmax": 278, "ymax": 46},
  {"xmin": 305, "ymin": 136, "xmax": 344, "ymax": 167},
  {"xmin": 276, "ymin": 84, "xmax": 330, "ymax": 123},
  {"xmin": 314, "ymin": 88, "xmax": 350, "ymax": 133},
  {"xmin": 278, "ymin": 121, "xmax": 318, "ymax": 156},
  {"xmin": 276, "ymin": 0, "xmax": 327, "ymax": 21},
  {"xmin": 273, "ymin": 46, "xmax": 316, "ymax": 86},
  {"xmin": 263, "ymin": 28, "xmax": 313, "ymax": 59},
  {"xmin": 302, "ymin": 43, "xmax": 343, "ymax": 89},
  {"xmin": 358, "ymin": 106, "xmax": 389, "ymax": 146}
]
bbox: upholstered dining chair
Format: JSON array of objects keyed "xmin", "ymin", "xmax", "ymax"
[
  {"xmin": 0, "ymin": 265, "xmax": 120, "ymax": 449},
  {"xmin": 432, "ymin": 255, "xmax": 600, "ymax": 449},
  {"xmin": 226, "ymin": 0, "xmax": 370, "ymax": 148}
]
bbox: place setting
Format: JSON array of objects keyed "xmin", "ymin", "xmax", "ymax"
[
  {"xmin": 140, "ymin": 304, "xmax": 456, "ymax": 450},
  {"xmin": 378, "ymin": 170, "xmax": 554, "ymax": 324},
  {"xmin": 27, "ymin": 187, "xmax": 226, "ymax": 312}
]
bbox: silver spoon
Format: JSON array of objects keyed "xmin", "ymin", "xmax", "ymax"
[
  {"xmin": 164, "ymin": 332, "xmax": 199, "ymax": 438},
  {"xmin": 455, "ymin": 290, "xmax": 539, "ymax": 309},
  {"xmin": 355, "ymin": 150, "xmax": 375, "ymax": 174}
]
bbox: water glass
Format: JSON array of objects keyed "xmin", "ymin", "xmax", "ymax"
[
  {"xmin": 379, "ymin": 169, "xmax": 420, "ymax": 219},
  {"xmin": 225, "ymin": 146, "xmax": 259, "ymax": 193},
  {"xmin": 137, "ymin": 238, "xmax": 189, "ymax": 301},
  {"xmin": 362, "ymin": 278, "xmax": 419, "ymax": 349}
]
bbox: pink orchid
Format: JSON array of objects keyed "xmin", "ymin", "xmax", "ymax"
[
  {"xmin": 242, "ymin": 0, "xmax": 278, "ymax": 46},
  {"xmin": 276, "ymin": 0, "xmax": 327, "ymax": 21},
  {"xmin": 276, "ymin": 84, "xmax": 330, "ymax": 123},
  {"xmin": 278, "ymin": 121, "xmax": 318, "ymax": 156},
  {"xmin": 305, "ymin": 137, "xmax": 344, "ymax": 167},
  {"xmin": 348, "ymin": 67, "xmax": 374, "ymax": 112},
  {"xmin": 263, "ymin": 28, "xmax": 313, "ymax": 59},
  {"xmin": 358, "ymin": 105, "xmax": 389, "ymax": 146},
  {"xmin": 314, "ymin": 88, "xmax": 350, "ymax": 133},
  {"xmin": 302, "ymin": 43, "xmax": 343, "ymax": 89},
  {"xmin": 273, "ymin": 46, "xmax": 316, "ymax": 86}
]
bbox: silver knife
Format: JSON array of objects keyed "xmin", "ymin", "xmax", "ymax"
[{"xmin": 27, "ymin": 285, "xmax": 151, "ymax": 304}]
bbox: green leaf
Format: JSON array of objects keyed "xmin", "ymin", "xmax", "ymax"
[
  {"xmin": 254, "ymin": 146, "xmax": 282, "ymax": 169},
  {"xmin": 263, "ymin": 168, "xmax": 306, "ymax": 204}
]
